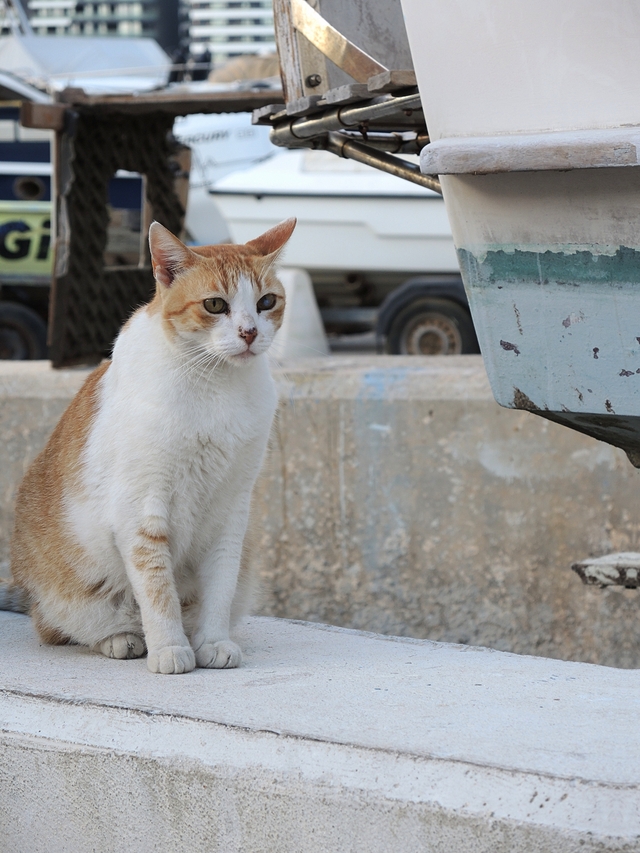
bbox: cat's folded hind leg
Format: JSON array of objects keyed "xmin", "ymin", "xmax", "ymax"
[
  {"xmin": 92, "ymin": 633, "xmax": 146, "ymax": 660},
  {"xmin": 31, "ymin": 603, "xmax": 71, "ymax": 646}
]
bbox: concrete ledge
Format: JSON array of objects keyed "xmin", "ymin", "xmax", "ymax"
[
  {"xmin": 0, "ymin": 612, "xmax": 639, "ymax": 852},
  {"xmin": 2, "ymin": 358, "xmax": 640, "ymax": 667}
]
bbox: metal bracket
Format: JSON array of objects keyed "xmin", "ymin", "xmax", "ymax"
[
  {"xmin": 291, "ymin": 0, "xmax": 388, "ymax": 82},
  {"xmin": 262, "ymin": 89, "xmax": 440, "ymax": 193},
  {"xmin": 269, "ymin": 92, "xmax": 423, "ymax": 143}
]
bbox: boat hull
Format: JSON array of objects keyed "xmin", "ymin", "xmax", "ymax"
[
  {"xmin": 402, "ymin": 0, "xmax": 640, "ymax": 458},
  {"xmin": 444, "ymin": 168, "xmax": 640, "ymax": 424}
]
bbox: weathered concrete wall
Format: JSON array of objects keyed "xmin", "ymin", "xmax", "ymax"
[{"xmin": 1, "ymin": 358, "xmax": 639, "ymax": 667}]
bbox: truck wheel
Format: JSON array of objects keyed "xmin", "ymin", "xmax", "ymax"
[
  {"xmin": 0, "ymin": 303, "xmax": 48, "ymax": 360},
  {"xmin": 385, "ymin": 297, "xmax": 479, "ymax": 355}
]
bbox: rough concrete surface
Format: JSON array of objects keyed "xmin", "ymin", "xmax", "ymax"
[
  {"xmin": 0, "ymin": 612, "xmax": 639, "ymax": 853},
  {"xmin": 1, "ymin": 357, "xmax": 640, "ymax": 667}
]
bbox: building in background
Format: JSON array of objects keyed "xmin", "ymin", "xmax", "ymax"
[
  {"xmin": 181, "ymin": 1, "xmax": 274, "ymax": 65},
  {"xmin": 0, "ymin": 1, "xmax": 276, "ymax": 69},
  {"xmin": 24, "ymin": 1, "xmax": 181, "ymax": 53}
]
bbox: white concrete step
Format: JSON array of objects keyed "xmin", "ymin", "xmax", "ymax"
[{"xmin": 0, "ymin": 611, "xmax": 638, "ymax": 852}]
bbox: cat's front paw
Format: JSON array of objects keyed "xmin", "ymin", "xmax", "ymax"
[
  {"xmin": 195, "ymin": 639, "xmax": 242, "ymax": 669},
  {"xmin": 147, "ymin": 645, "xmax": 196, "ymax": 674}
]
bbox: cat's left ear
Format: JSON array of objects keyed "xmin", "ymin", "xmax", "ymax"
[
  {"xmin": 149, "ymin": 221, "xmax": 195, "ymax": 287},
  {"xmin": 245, "ymin": 218, "xmax": 296, "ymax": 263}
]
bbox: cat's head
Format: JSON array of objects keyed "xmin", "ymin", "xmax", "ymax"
[{"xmin": 148, "ymin": 218, "xmax": 296, "ymax": 365}]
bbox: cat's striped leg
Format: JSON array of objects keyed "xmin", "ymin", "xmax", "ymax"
[
  {"xmin": 123, "ymin": 517, "xmax": 195, "ymax": 674},
  {"xmin": 191, "ymin": 508, "xmax": 248, "ymax": 669}
]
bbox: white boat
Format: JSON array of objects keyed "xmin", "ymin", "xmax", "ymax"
[
  {"xmin": 400, "ymin": 0, "xmax": 640, "ymax": 461},
  {"xmin": 209, "ymin": 147, "xmax": 477, "ymax": 352},
  {"xmin": 211, "ymin": 147, "xmax": 456, "ymax": 273},
  {"xmin": 172, "ymin": 111, "xmax": 274, "ymax": 246}
]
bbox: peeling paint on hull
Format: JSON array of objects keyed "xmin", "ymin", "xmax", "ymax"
[
  {"xmin": 457, "ymin": 244, "xmax": 640, "ymax": 462},
  {"xmin": 435, "ymin": 168, "xmax": 640, "ymax": 459},
  {"xmin": 462, "ymin": 245, "xmax": 640, "ymax": 285}
]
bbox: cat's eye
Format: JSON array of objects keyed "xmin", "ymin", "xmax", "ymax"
[
  {"xmin": 203, "ymin": 297, "xmax": 228, "ymax": 315},
  {"xmin": 257, "ymin": 293, "xmax": 277, "ymax": 312}
]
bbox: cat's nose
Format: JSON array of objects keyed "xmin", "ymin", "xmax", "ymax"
[{"xmin": 239, "ymin": 326, "xmax": 258, "ymax": 346}]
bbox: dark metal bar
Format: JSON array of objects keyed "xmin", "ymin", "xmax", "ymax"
[{"xmin": 325, "ymin": 132, "xmax": 441, "ymax": 193}]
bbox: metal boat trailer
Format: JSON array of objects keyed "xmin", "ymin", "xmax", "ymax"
[
  {"xmin": 20, "ymin": 86, "xmax": 281, "ymax": 367},
  {"xmin": 257, "ymin": 0, "xmax": 640, "ymax": 467}
]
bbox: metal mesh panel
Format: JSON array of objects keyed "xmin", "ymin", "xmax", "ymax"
[{"xmin": 49, "ymin": 111, "xmax": 184, "ymax": 366}]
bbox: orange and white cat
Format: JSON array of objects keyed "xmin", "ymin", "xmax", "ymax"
[{"xmin": 5, "ymin": 217, "xmax": 295, "ymax": 674}]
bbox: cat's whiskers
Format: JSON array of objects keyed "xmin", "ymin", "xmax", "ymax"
[
  {"xmin": 174, "ymin": 346, "xmax": 206, "ymax": 379},
  {"xmin": 175, "ymin": 347, "xmax": 221, "ymax": 383},
  {"xmin": 183, "ymin": 354, "xmax": 220, "ymax": 383}
]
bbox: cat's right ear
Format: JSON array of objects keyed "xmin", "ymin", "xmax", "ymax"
[{"xmin": 148, "ymin": 222, "xmax": 194, "ymax": 288}]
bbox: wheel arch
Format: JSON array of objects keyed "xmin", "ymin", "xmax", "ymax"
[
  {"xmin": 0, "ymin": 299, "xmax": 49, "ymax": 359},
  {"xmin": 376, "ymin": 275, "xmax": 471, "ymax": 341}
]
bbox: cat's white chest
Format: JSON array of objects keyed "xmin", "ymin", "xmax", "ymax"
[
  {"xmin": 75, "ymin": 343, "xmax": 277, "ymax": 565},
  {"xmin": 164, "ymin": 378, "xmax": 272, "ymax": 561}
]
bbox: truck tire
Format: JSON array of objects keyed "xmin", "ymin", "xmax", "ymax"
[
  {"xmin": 0, "ymin": 302, "xmax": 48, "ymax": 360},
  {"xmin": 385, "ymin": 297, "xmax": 479, "ymax": 355}
]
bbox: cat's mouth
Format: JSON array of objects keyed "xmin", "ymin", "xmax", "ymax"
[{"xmin": 233, "ymin": 348, "xmax": 256, "ymax": 361}]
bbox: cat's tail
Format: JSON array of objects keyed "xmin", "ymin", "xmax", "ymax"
[{"xmin": 0, "ymin": 578, "xmax": 31, "ymax": 614}]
